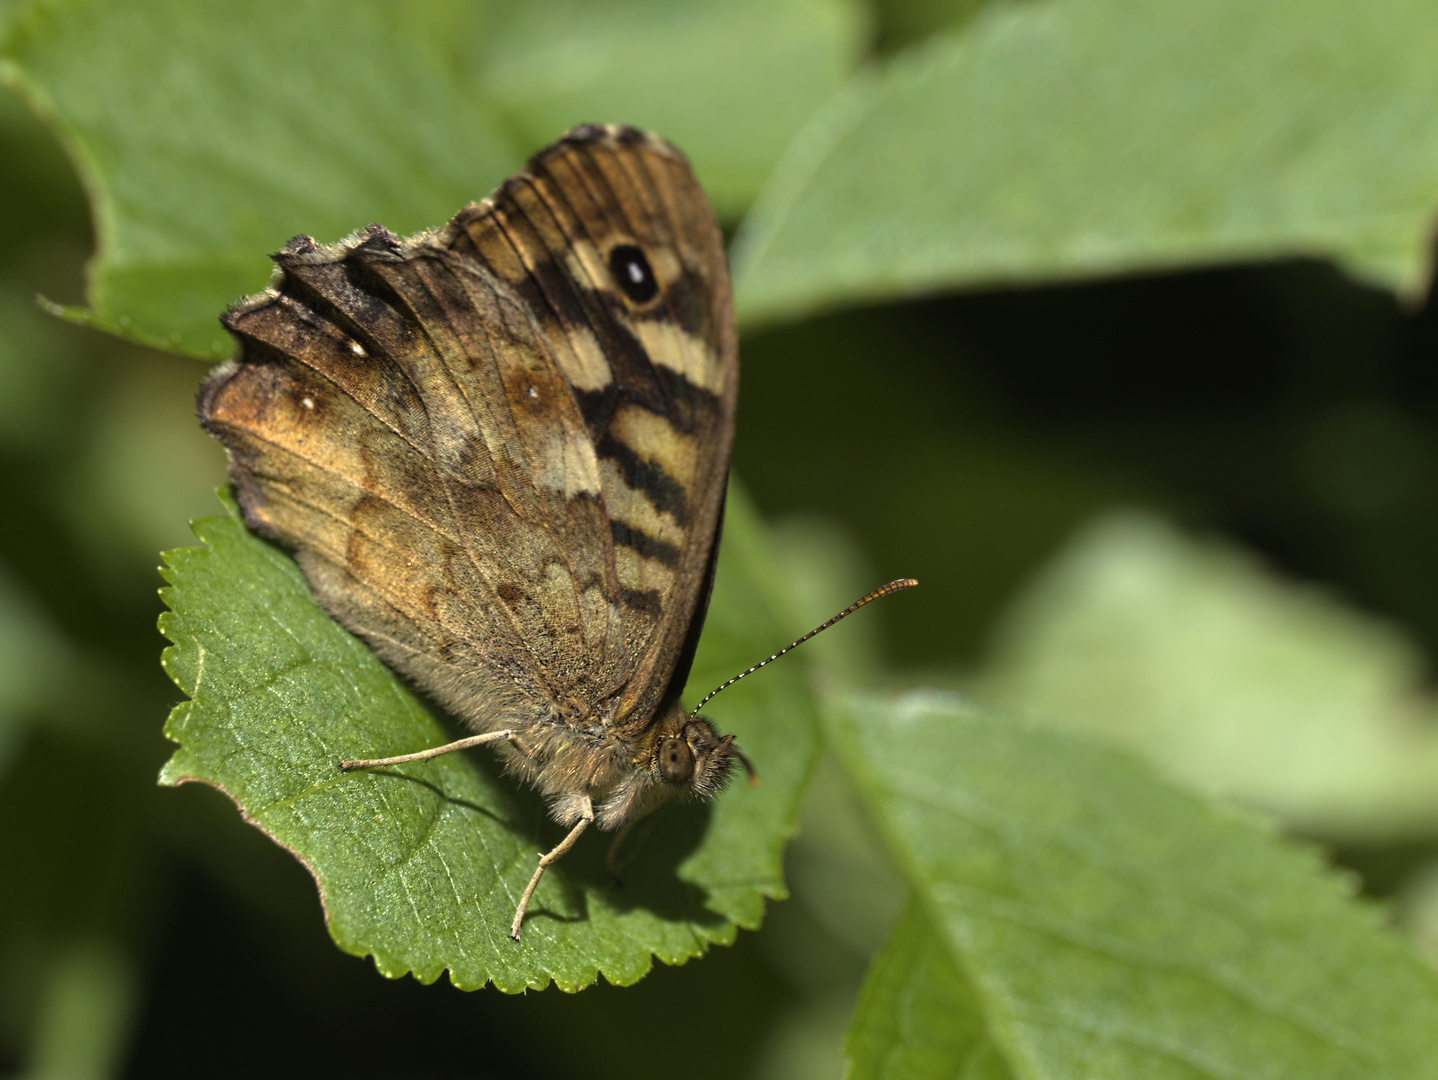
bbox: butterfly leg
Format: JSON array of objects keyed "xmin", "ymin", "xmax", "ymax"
[
  {"xmin": 338, "ymin": 729, "xmax": 514, "ymax": 771},
  {"xmin": 605, "ymin": 801, "xmax": 661, "ymax": 884},
  {"xmin": 510, "ymin": 793, "xmax": 594, "ymax": 941}
]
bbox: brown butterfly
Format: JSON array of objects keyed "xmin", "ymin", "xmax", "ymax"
[{"xmin": 199, "ymin": 124, "xmax": 913, "ymax": 939}]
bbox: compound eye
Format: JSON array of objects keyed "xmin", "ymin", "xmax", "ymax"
[{"xmin": 657, "ymin": 737, "xmax": 695, "ymax": 784}]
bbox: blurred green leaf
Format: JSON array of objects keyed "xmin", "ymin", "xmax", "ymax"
[
  {"xmin": 475, "ymin": 0, "xmax": 868, "ymax": 221},
  {"xmin": 0, "ymin": 80, "xmax": 88, "ymax": 269},
  {"xmin": 981, "ymin": 511, "xmax": 1438, "ymax": 842},
  {"xmin": 732, "ymin": 0, "xmax": 1438, "ymax": 329},
  {"xmin": 0, "ymin": 725, "xmax": 153, "ymax": 1072},
  {"xmin": 0, "ymin": 0, "xmax": 865, "ymax": 358},
  {"xmin": 22, "ymin": 937, "xmax": 137, "ymax": 1080},
  {"xmin": 831, "ymin": 692, "xmax": 1438, "ymax": 1079},
  {"xmin": 158, "ymin": 486, "xmax": 817, "ymax": 992},
  {"xmin": 845, "ymin": 897, "xmax": 1008, "ymax": 1080},
  {"xmin": 1396, "ymin": 860, "xmax": 1438, "ymax": 971},
  {"xmin": 0, "ymin": 0, "xmax": 519, "ymax": 358},
  {"xmin": 54, "ymin": 349, "xmax": 227, "ymax": 588},
  {"xmin": 777, "ymin": 748, "xmax": 904, "ymax": 961},
  {"xmin": 0, "ymin": 561, "xmax": 73, "ymax": 777},
  {"xmin": 0, "ymin": 288, "xmax": 83, "ymax": 453}
]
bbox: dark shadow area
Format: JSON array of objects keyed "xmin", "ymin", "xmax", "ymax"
[
  {"xmin": 547, "ymin": 799, "xmax": 721, "ymax": 927},
  {"xmin": 1331, "ymin": 839, "xmax": 1438, "ymax": 900},
  {"xmin": 123, "ymin": 851, "xmax": 794, "ymax": 1080},
  {"xmin": 737, "ymin": 256, "xmax": 1438, "ymax": 666},
  {"xmin": 125, "ymin": 859, "xmax": 545, "ymax": 1080}
]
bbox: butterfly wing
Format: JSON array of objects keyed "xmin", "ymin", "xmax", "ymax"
[
  {"xmin": 466, "ymin": 127, "xmax": 738, "ymax": 727},
  {"xmin": 200, "ymin": 126, "xmax": 737, "ymax": 738}
]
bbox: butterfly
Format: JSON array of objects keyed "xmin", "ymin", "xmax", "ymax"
[{"xmin": 199, "ymin": 123, "xmax": 914, "ymax": 940}]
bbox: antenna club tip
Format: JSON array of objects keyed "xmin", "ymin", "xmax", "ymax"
[
  {"xmin": 695, "ymin": 578, "xmax": 917, "ymax": 711},
  {"xmin": 875, "ymin": 577, "xmax": 918, "ymax": 597}
]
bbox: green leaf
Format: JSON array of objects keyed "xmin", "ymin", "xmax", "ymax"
[
  {"xmin": 846, "ymin": 897, "xmax": 1010, "ymax": 1080},
  {"xmin": 732, "ymin": 0, "xmax": 1438, "ymax": 329},
  {"xmin": 0, "ymin": 0, "xmax": 864, "ymax": 358},
  {"xmin": 831, "ymin": 692, "xmax": 1438, "ymax": 1079},
  {"xmin": 0, "ymin": 0, "xmax": 520, "ymax": 359},
  {"xmin": 22, "ymin": 937, "xmax": 138, "ymax": 1080},
  {"xmin": 980, "ymin": 511, "xmax": 1438, "ymax": 842},
  {"xmin": 158, "ymin": 486, "xmax": 818, "ymax": 992},
  {"xmin": 475, "ymin": 0, "xmax": 868, "ymax": 221}
]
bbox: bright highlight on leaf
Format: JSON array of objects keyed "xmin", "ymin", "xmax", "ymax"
[{"xmin": 158, "ymin": 488, "xmax": 817, "ymax": 992}]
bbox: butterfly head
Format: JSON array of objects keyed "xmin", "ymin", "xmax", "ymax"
[{"xmin": 652, "ymin": 713, "xmax": 755, "ymax": 801}]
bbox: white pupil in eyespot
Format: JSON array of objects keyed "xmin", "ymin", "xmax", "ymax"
[{"xmin": 627, "ymin": 262, "xmax": 644, "ymax": 284}]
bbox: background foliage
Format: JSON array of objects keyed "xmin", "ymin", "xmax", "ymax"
[{"xmin": 4, "ymin": 0, "xmax": 1438, "ymax": 1076}]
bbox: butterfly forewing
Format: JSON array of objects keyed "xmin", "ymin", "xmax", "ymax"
[
  {"xmin": 200, "ymin": 125, "xmax": 737, "ymax": 747},
  {"xmin": 468, "ymin": 131, "xmax": 737, "ymax": 725}
]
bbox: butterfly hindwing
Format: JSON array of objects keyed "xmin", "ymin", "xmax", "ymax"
[{"xmin": 199, "ymin": 125, "xmax": 737, "ymax": 741}]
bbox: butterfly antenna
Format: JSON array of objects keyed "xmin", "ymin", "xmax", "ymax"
[{"xmin": 694, "ymin": 578, "xmax": 918, "ymax": 713}]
